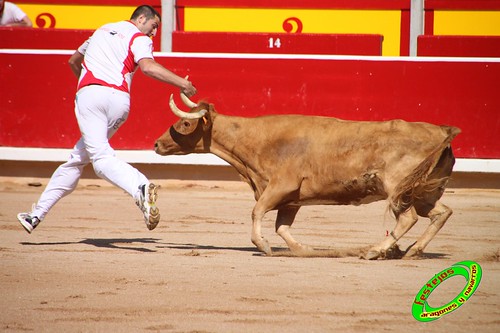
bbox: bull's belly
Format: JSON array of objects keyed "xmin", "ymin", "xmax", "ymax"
[
  {"xmin": 290, "ymin": 172, "xmax": 389, "ymax": 206},
  {"xmin": 250, "ymin": 171, "xmax": 389, "ymax": 208},
  {"xmin": 288, "ymin": 193, "xmax": 388, "ymax": 207}
]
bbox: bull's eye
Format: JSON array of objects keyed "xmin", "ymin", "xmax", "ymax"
[{"xmin": 183, "ymin": 121, "xmax": 191, "ymax": 128}]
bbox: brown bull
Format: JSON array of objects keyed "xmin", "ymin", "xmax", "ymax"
[{"xmin": 155, "ymin": 94, "xmax": 461, "ymax": 259}]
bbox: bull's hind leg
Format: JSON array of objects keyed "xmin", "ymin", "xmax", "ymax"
[
  {"xmin": 364, "ymin": 207, "xmax": 418, "ymax": 260},
  {"xmin": 404, "ymin": 201, "xmax": 452, "ymax": 258},
  {"xmin": 276, "ymin": 207, "xmax": 313, "ymax": 255}
]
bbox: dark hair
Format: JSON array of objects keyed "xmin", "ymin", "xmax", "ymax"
[{"xmin": 131, "ymin": 5, "xmax": 161, "ymax": 21}]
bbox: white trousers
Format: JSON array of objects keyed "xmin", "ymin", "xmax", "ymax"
[{"xmin": 32, "ymin": 85, "xmax": 148, "ymax": 220}]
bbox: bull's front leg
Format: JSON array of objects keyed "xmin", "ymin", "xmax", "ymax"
[
  {"xmin": 250, "ymin": 178, "xmax": 302, "ymax": 255},
  {"xmin": 251, "ymin": 208, "xmax": 272, "ymax": 255}
]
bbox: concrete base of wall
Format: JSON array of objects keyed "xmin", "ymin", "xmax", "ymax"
[
  {"xmin": 1, "ymin": 160, "xmax": 499, "ymax": 189},
  {"xmin": 0, "ymin": 160, "xmax": 241, "ymax": 182}
]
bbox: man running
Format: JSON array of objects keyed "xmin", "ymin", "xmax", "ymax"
[{"xmin": 17, "ymin": 5, "xmax": 196, "ymax": 233}]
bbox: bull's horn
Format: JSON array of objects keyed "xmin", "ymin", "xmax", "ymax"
[
  {"xmin": 169, "ymin": 94, "xmax": 207, "ymax": 119},
  {"xmin": 181, "ymin": 92, "xmax": 198, "ymax": 108}
]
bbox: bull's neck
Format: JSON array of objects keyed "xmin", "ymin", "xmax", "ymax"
[{"xmin": 208, "ymin": 114, "xmax": 256, "ymax": 178}]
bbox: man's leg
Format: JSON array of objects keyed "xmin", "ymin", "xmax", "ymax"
[
  {"xmin": 32, "ymin": 139, "xmax": 90, "ymax": 220},
  {"xmin": 75, "ymin": 86, "xmax": 159, "ymax": 229},
  {"xmin": 17, "ymin": 138, "xmax": 89, "ymax": 233},
  {"xmin": 76, "ymin": 86, "xmax": 148, "ymax": 196}
]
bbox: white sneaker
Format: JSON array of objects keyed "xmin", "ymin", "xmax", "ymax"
[
  {"xmin": 136, "ymin": 183, "xmax": 160, "ymax": 230},
  {"xmin": 17, "ymin": 213, "xmax": 41, "ymax": 234}
]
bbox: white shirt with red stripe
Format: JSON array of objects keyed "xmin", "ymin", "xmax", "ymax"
[
  {"xmin": 77, "ymin": 20, "xmax": 154, "ymax": 93},
  {"xmin": 0, "ymin": 2, "xmax": 29, "ymax": 25}
]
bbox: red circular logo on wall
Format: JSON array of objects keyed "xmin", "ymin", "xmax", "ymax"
[
  {"xmin": 36, "ymin": 13, "xmax": 56, "ymax": 28},
  {"xmin": 282, "ymin": 17, "xmax": 303, "ymax": 33}
]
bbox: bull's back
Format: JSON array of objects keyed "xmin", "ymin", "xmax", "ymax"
[{"xmin": 246, "ymin": 116, "xmax": 453, "ymax": 171}]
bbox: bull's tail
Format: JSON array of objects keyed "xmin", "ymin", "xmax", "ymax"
[{"xmin": 390, "ymin": 126, "xmax": 461, "ymax": 218}]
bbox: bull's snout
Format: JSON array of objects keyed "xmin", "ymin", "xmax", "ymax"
[
  {"xmin": 154, "ymin": 135, "xmax": 183, "ymax": 156},
  {"xmin": 154, "ymin": 140, "xmax": 165, "ymax": 155}
]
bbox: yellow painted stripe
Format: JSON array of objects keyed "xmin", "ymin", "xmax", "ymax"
[
  {"xmin": 20, "ymin": 4, "xmax": 134, "ymax": 30},
  {"xmin": 434, "ymin": 11, "xmax": 500, "ymax": 36},
  {"xmin": 185, "ymin": 8, "xmax": 401, "ymax": 56}
]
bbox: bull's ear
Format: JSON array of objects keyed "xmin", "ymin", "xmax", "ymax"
[
  {"xmin": 209, "ymin": 103, "xmax": 217, "ymax": 114},
  {"xmin": 201, "ymin": 114, "xmax": 211, "ymax": 131},
  {"xmin": 201, "ymin": 104, "xmax": 216, "ymax": 130}
]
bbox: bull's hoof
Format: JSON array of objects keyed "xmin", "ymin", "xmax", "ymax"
[
  {"xmin": 254, "ymin": 239, "xmax": 272, "ymax": 256},
  {"xmin": 361, "ymin": 244, "xmax": 404, "ymax": 260},
  {"xmin": 403, "ymin": 246, "xmax": 423, "ymax": 259},
  {"xmin": 385, "ymin": 244, "xmax": 404, "ymax": 259},
  {"xmin": 290, "ymin": 244, "xmax": 315, "ymax": 257},
  {"xmin": 362, "ymin": 249, "xmax": 381, "ymax": 260}
]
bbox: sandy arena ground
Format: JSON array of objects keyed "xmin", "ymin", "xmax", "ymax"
[{"xmin": 0, "ymin": 176, "xmax": 499, "ymax": 332}]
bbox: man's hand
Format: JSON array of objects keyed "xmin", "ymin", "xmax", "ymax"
[{"xmin": 181, "ymin": 79, "xmax": 197, "ymax": 97}]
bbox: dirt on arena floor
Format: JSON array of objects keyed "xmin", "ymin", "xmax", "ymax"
[{"xmin": 0, "ymin": 176, "xmax": 499, "ymax": 332}]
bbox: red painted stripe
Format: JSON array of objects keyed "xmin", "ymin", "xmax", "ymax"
[
  {"xmin": 0, "ymin": 27, "xmax": 162, "ymax": 52},
  {"xmin": 176, "ymin": 6, "xmax": 185, "ymax": 31},
  {"xmin": 175, "ymin": 0, "xmax": 411, "ymax": 10},
  {"xmin": 172, "ymin": 32, "xmax": 383, "ymax": 56},
  {"xmin": 424, "ymin": 10, "xmax": 435, "ymax": 36},
  {"xmin": 399, "ymin": 9, "xmax": 410, "ymax": 56},
  {"xmin": 18, "ymin": 0, "xmax": 161, "ymax": 5},
  {"xmin": 425, "ymin": 0, "xmax": 500, "ymax": 10},
  {"xmin": 17, "ymin": 0, "xmax": 411, "ymax": 9},
  {"xmin": 1, "ymin": 52, "xmax": 498, "ymax": 158},
  {"xmin": 418, "ymin": 35, "xmax": 500, "ymax": 57}
]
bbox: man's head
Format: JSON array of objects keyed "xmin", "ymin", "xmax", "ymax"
[{"xmin": 131, "ymin": 5, "xmax": 161, "ymax": 38}]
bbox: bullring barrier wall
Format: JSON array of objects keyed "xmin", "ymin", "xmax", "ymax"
[{"xmin": 1, "ymin": 49, "xmax": 499, "ymax": 175}]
